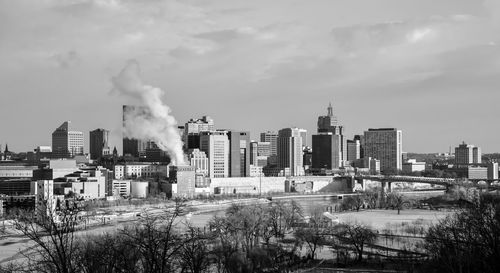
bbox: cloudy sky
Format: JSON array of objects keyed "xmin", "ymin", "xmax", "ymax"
[{"xmin": 1, "ymin": 0, "xmax": 499, "ymax": 153}]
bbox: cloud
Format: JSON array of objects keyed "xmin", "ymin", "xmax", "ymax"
[
  {"xmin": 406, "ymin": 27, "xmax": 434, "ymax": 43},
  {"xmin": 49, "ymin": 51, "xmax": 81, "ymax": 69}
]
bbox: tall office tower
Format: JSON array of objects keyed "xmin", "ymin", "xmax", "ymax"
[
  {"xmin": 184, "ymin": 116, "xmax": 215, "ymax": 150},
  {"xmin": 354, "ymin": 134, "xmax": 364, "ymax": 158},
  {"xmin": 473, "ymin": 147, "xmax": 481, "ymax": 164},
  {"xmin": 347, "ymin": 139, "xmax": 360, "ymax": 162},
  {"xmin": 260, "ymin": 131, "xmax": 278, "ymax": 156},
  {"xmin": 250, "ymin": 141, "xmax": 258, "ymax": 166},
  {"xmin": 299, "ymin": 128, "xmax": 308, "ymax": 147},
  {"xmin": 189, "ymin": 149, "xmax": 209, "ymax": 176},
  {"xmin": 455, "ymin": 142, "xmax": 482, "ymax": 165},
  {"xmin": 313, "ymin": 103, "xmax": 347, "ymax": 166},
  {"xmin": 277, "ymin": 128, "xmax": 304, "ymax": 176},
  {"xmin": 318, "ymin": 102, "xmax": 344, "ymax": 134},
  {"xmin": 312, "ymin": 133, "xmax": 343, "ymax": 169},
  {"xmin": 52, "ymin": 121, "xmax": 84, "ymax": 158},
  {"xmin": 363, "ymin": 128, "xmax": 403, "ymax": 172},
  {"xmin": 488, "ymin": 162, "xmax": 499, "ymax": 180},
  {"xmin": 122, "ymin": 105, "xmax": 147, "ymax": 157},
  {"xmin": 228, "ymin": 131, "xmax": 250, "ymax": 177},
  {"xmin": 200, "ymin": 131, "xmax": 229, "ymax": 178},
  {"xmin": 89, "ymin": 128, "xmax": 110, "ymax": 160}
]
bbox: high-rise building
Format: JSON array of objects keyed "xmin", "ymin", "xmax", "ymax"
[
  {"xmin": 347, "ymin": 139, "xmax": 360, "ymax": 162},
  {"xmin": 363, "ymin": 128, "xmax": 403, "ymax": 173},
  {"xmin": 250, "ymin": 141, "xmax": 271, "ymax": 167},
  {"xmin": 122, "ymin": 105, "xmax": 147, "ymax": 157},
  {"xmin": 260, "ymin": 131, "xmax": 278, "ymax": 156},
  {"xmin": 277, "ymin": 128, "xmax": 304, "ymax": 176},
  {"xmin": 89, "ymin": 129, "xmax": 110, "ymax": 160},
  {"xmin": 354, "ymin": 135, "xmax": 364, "ymax": 158},
  {"xmin": 312, "ymin": 133, "xmax": 343, "ymax": 169},
  {"xmin": 228, "ymin": 131, "xmax": 250, "ymax": 177},
  {"xmin": 312, "ymin": 103, "xmax": 347, "ymax": 169},
  {"xmin": 487, "ymin": 162, "xmax": 499, "ymax": 180},
  {"xmin": 473, "ymin": 147, "xmax": 481, "ymax": 164},
  {"xmin": 299, "ymin": 128, "xmax": 308, "ymax": 147},
  {"xmin": 200, "ymin": 131, "xmax": 229, "ymax": 178},
  {"xmin": 455, "ymin": 142, "xmax": 481, "ymax": 166},
  {"xmin": 318, "ymin": 102, "xmax": 344, "ymax": 135},
  {"xmin": 184, "ymin": 116, "xmax": 214, "ymax": 150},
  {"xmin": 52, "ymin": 121, "xmax": 84, "ymax": 158},
  {"xmin": 189, "ymin": 149, "xmax": 208, "ymax": 176},
  {"xmin": 250, "ymin": 141, "xmax": 258, "ymax": 166}
]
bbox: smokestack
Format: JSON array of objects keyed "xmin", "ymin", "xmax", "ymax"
[{"xmin": 112, "ymin": 60, "xmax": 185, "ymax": 165}]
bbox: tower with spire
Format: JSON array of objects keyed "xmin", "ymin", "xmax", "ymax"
[
  {"xmin": 317, "ymin": 102, "xmax": 342, "ymax": 134},
  {"xmin": 312, "ymin": 102, "xmax": 347, "ymax": 169}
]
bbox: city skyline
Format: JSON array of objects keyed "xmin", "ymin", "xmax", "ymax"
[
  {"xmin": 1, "ymin": 0, "xmax": 500, "ymax": 153},
  {"xmin": 0, "ymin": 103, "xmax": 494, "ymax": 155}
]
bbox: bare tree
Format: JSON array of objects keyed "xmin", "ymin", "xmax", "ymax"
[
  {"xmin": 179, "ymin": 226, "xmax": 212, "ymax": 273},
  {"xmin": 424, "ymin": 194, "xmax": 500, "ymax": 273},
  {"xmin": 12, "ymin": 199, "xmax": 84, "ymax": 273},
  {"xmin": 294, "ymin": 206, "xmax": 328, "ymax": 260},
  {"xmin": 267, "ymin": 200, "xmax": 302, "ymax": 240},
  {"xmin": 335, "ymin": 222, "xmax": 377, "ymax": 262},
  {"xmin": 120, "ymin": 197, "xmax": 187, "ymax": 273},
  {"xmin": 387, "ymin": 192, "xmax": 405, "ymax": 214},
  {"xmin": 77, "ymin": 233, "xmax": 141, "ymax": 273},
  {"xmin": 364, "ymin": 190, "xmax": 379, "ymax": 209}
]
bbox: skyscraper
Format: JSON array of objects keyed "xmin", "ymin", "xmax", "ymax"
[
  {"xmin": 200, "ymin": 131, "xmax": 229, "ymax": 178},
  {"xmin": 260, "ymin": 131, "xmax": 278, "ymax": 156},
  {"xmin": 89, "ymin": 128, "xmax": 110, "ymax": 160},
  {"xmin": 184, "ymin": 116, "xmax": 214, "ymax": 150},
  {"xmin": 299, "ymin": 128, "xmax": 308, "ymax": 147},
  {"xmin": 250, "ymin": 141, "xmax": 258, "ymax": 166},
  {"xmin": 312, "ymin": 133, "xmax": 343, "ymax": 169},
  {"xmin": 52, "ymin": 121, "xmax": 84, "ymax": 158},
  {"xmin": 318, "ymin": 102, "xmax": 344, "ymax": 135},
  {"xmin": 227, "ymin": 131, "xmax": 250, "ymax": 177},
  {"xmin": 363, "ymin": 128, "xmax": 403, "ymax": 172},
  {"xmin": 312, "ymin": 103, "xmax": 347, "ymax": 169},
  {"xmin": 277, "ymin": 128, "xmax": 304, "ymax": 176},
  {"xmin": 347, "ymin": 139, "xmax": 360, "ymax": 162},
  {"xmin": 455, "ymin": 142, "xmax": 481, "ymax": 166},
  {"xmin": 354, "ymin": 134, "xmax": 365, "ymax": 158},
  {"xmin": 122, "ymin": 105, "xmax": 147, "ymax": 157}
]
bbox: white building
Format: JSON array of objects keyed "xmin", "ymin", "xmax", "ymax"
[
  {"xmin": 114, "ymin": 163, "xmax": 168, "ymax": 179},
  {"xmin": 189, "ymin": 149, "xmax": 209, "ymax": 176},
  {"xmin": 31, "ymin": 180, "xmax": 56, "ymax": 219},
  {"xmin": 52, "ymin": 121, "xmax": 84, "ymax": 158},
  {"xmin": 249, "ymin": 165, "xmax": 264, "ymax": 177},
  {"xmin": 200, "ymin": 131, "xmax": 230, "ymax": 178},
  {"xmin": 402, "ymin": 159, "xmax": 426, "ymax": 173},
  {"xmin": 130, "ymin": 181, "xmax": 149, "ymax": 198},
  {"xmin": 277, "ymin": 128, "xmax": 304, "ymax": 176},
  {"xmin": 112, "ymin": 180, "xmax": 131, "ymax": 196}
]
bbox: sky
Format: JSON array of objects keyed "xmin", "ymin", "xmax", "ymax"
[{"xmin": 1, "ymin": 0, "xmax": 499, "ymax": 154}]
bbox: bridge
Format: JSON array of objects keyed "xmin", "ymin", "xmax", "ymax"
[{"xmin": 348, "ymin": 174, "xmax": 500, "ymax": 192}]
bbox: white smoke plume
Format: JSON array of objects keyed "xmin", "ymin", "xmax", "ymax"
[{"xmin": 112, "ymin": 60, "xmax": 185, "ymax": 165}]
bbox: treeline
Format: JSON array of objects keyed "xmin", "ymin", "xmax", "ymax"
[{"xmin": 2, "ymin": 194, "xmax": 500, "ymax": 273}]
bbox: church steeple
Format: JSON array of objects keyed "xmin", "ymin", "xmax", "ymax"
[{"xmin": 327, "ymin": 102, "xmax": 333, "ymax": 116}]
